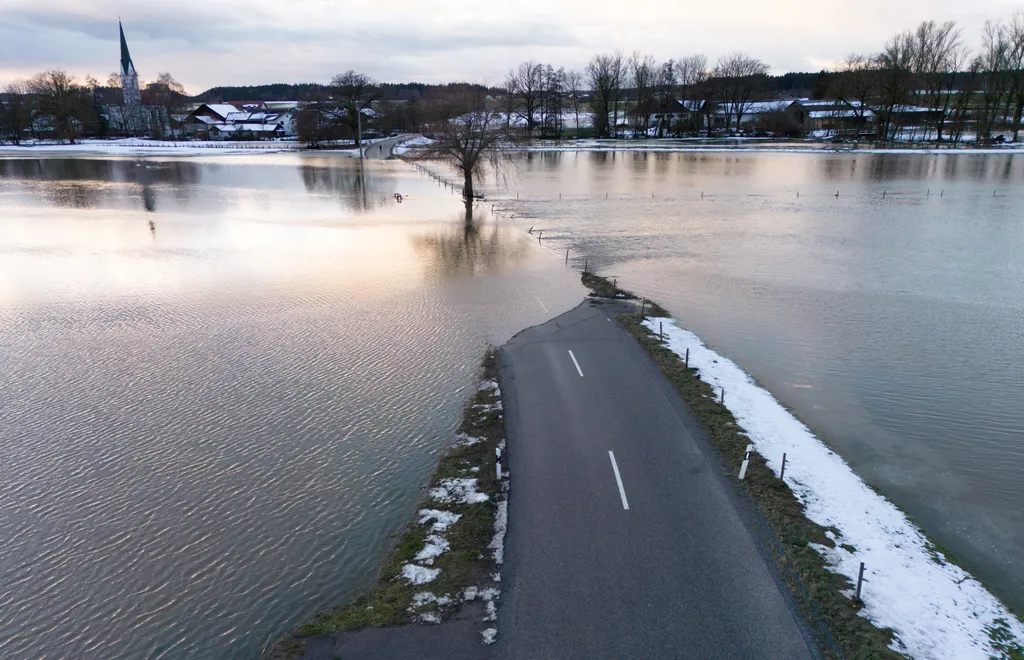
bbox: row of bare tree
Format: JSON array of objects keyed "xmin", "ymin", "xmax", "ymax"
[
  {"xmin": 502, "ymin": 51, "xmax": 768, "ymax": 138},
  {"xmin": 830, "ymin": 16, "xmax": 1024, "ymax": 142},
  {"xmin": 497, "ymin": 14, "xmax": 1024, "ymax": 142},
  {"xmin": 0, "ymin": 70, "xmax": 188, "ymax": 143}
]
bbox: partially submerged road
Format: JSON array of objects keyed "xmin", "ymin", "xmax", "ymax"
[{"xmin": 497, "ymin": 300, "xmax": 819, "ymax": 659}]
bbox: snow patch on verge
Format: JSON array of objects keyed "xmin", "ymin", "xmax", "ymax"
[
  {"xmin": 414, "ymin": 535, "xmax": 450, "ymax": 564},
  {"xmin": 412, "ymin": 592, "xmax": 452, "ymax": 607},
  {"xmin": 481, "ymin": 628, "xmax": 497, "ymax": 645},
  {"xmin": 644, "ymin": 317, "xmax": 1024, "ymax": 660},
  {"xmin": 456, "ymin": 432, "xmax": 485, "ymax": 447},
  {"xmin": 489, "ymin": 500, "xmax": 508, "ymax": 564},
  {"xmin": 430, "ymin": 478, "xmax": 489, "ymax": 504},
  {"xmin": 401, "ymin": 564, "xmax": 440, "ymax": 585},
  {"xmin": 418, "ymin": 509, "xmax": 461, "ymax": 532}
]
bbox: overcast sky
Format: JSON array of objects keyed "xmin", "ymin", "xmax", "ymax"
[{"xmin": 1, "ymin": 0, "xmax": 1021, "ymax": 94}]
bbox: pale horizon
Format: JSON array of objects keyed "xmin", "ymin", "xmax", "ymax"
[{"xmin": 1, "ymin": 0, "xmax": 1021, "ymax": 95}]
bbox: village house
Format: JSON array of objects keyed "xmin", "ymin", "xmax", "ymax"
[
  {"xmin": 713, "ymin": 99, "xmax": 794, "ymax": 132},
  {"xmin": 785, "ymin": 99, "xmax": 876, "ymax": 137},
  {"xmin": 184, "ymin": 102, "xmax": 297, "ymax": 139},
  {"xmin": 650, "ymin": 99, "xmax": 705, "ymax": 135}
]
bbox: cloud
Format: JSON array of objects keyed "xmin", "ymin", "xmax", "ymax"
[{"xmin": 0, "ymin": 0, "xmax": 1017, "ymax": 93}]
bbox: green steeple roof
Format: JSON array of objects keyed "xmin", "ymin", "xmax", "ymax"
[{"xmin": 119, "ymin": 21, "xmax": 136, "ymax": 76}]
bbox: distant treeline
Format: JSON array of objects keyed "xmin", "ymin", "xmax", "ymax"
[{"xmin": 194, "ymin": 81, "xmax": 500, "ymax": 103}]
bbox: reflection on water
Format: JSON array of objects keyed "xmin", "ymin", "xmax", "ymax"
[
  {"xmin": 300, "ymin": 161, "xmax": 396, "ymax": 212},
  {"xmin": 0, "ymin": 154, "xmax": 584, "ymax": 659},
  {"xmin": 413, "ymin": 208, "xmax": 531, "ymax": 276},
  {"xmin": 491, "ymin": 150, "xmax": 1024, "ymax": 612}
]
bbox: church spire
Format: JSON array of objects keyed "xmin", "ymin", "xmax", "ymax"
[{"xmin": 119, "ymin": 21, "xmax": 136, "ymax": 76}]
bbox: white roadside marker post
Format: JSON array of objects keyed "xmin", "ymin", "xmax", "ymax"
[{"xmin": 738, "ymin": 443, "xmax": 753, "ymax": 480}]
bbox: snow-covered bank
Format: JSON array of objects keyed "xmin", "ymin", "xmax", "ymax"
[
  {"xmin": 0, "ymin": 138, "xmax": 298, "ymax": 156},
  {"xmin": 393, "ymin": 135, "xmax": 434, "ymax": 155},
  {"xmin": 525, "ymin": 139, "xmax": 1024, "ymax": 155},
  {"xmin": 644, "ymin": 317, "xmax": 1024, "ymax": 659}
]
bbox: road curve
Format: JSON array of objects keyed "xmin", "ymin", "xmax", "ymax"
[
  {"xmin": 497, "ymin": 300, "xmax": 820, "ymax": 659},
  {"xmin": 363, "ymin": 133, "xmax": 419, "ymax": 160}
]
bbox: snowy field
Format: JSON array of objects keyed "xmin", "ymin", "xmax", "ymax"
[{"xmin": 644, "ymin": 317, "xmax": 1024, "ymax": 659}]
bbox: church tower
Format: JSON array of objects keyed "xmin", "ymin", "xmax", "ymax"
[{"xmin": 119, "ymin": 21, "xmax": 144, "ymax": 136}]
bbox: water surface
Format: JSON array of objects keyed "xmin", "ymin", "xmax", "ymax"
[{"xmin": 0, "ymin": 154, "xmax": 583, "ymax": 658}]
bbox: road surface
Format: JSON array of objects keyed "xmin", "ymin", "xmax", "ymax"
[
  {"xmin": 497, "ymin": 300, "xmax": 820, "ymax": 659},
  {"xmin": 363, "ymin": 133, "xmax": 418, "ymax": 160}
]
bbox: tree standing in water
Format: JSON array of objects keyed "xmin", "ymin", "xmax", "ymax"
[{"xmin": 413, "ymin": 89, "xmax": 518, "ymax": 212}]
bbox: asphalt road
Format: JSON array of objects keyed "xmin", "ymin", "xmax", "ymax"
[
  {"xmin": 497, "ymin": 300, "xmax": 820, "ymax": 659},
  {"xmin": 364, "ymin": 133, "xmax": 418, "ymax": 159}
]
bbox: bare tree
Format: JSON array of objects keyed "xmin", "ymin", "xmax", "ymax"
[
  {"xmin": 101, "ymin": 72, "xmax": 129, "ymax": 135},
  {"xmin": 1007, "ymin": 12, "xmax": 1024, "ymax": 142},
  {"xmin": 501, "ymin": 80, "xmax": 515, "ymax": 131},
  {"xmin": 506, "ymin": 61, "xmax": 544, "ymax": 136},
  {"xmin": 676, "ymin": 54, "xmax": 711, "ymax": 135},
  {"xmin": 565, "ymin": 70, "xmax": 585, "ymax": 136},
  {"xmin": 714, "ymin": 52, "xmax": 769, "ymax": 132},
  {"xmin": 413, "ymin": 90, "xmax": 518, "ymax": 209},
  {"xmin": 0, "ymin": 81, "xmax": 33, "ymax": 144},
  {"xmin": 911, "ymin": 21, "xmax": 964, "ymax": 141},
  {"xmin": 628, "ymin": 53, "xmax": 658, "ymax": 137},
  {"xmin": 27, "ymin": 69, "xmax": 85, "ymax": 143},
  {"xmin": 948, "ymin": 58, "xmax": 982, "ymax": 143},
  {"xmin": 539, "ymin": 65, "xmax": 565, "ymax": 139},
  {"xmin": 654, "ymin": 59, "xmax": 677, "ymax": 136},
  {"xmin": 976, "ymin": 20, "xmax": 1012, "ymax": 141},
  {"xmin": 874, "ymin": 31, "xmax": 916, "ymax": 140},
  {"xmin": 828, "ymin": 54, "xmax": 877, "ymax": 137},
  {"xmin": 144, "ymin": 72, "xmax": 187, "ymax": 139},
  {"xmin": 296, "ymin": 103, "xmax": 336, "ymax": 147},
  {"xmin": 586, "ymin": 51, "xmax": 625, "ymax": 138},
  {"xmin": 328, "ymin": 70, "xmax": 378, "ymax": 149}
]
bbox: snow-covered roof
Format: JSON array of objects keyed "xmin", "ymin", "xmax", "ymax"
[
  {"xmin": 800, "ymin": 99, "xmax": 866, "ymax": 109},
  {"xmin": 657, "ymin": 99, "xmax": 703, "ymax": 112},
  {"xmin": 745, "ymin": 101, "xmax": 790, "ymax": 114},
  {"xmin": 200, "ymin": 104, "xmax": 242, "ymax": 119},
  {"xmin": 714, "ymin": 100, "xmax": 789, "ymax": 115},
  {"xmin": 807, "ymin": 109, "xmax": 874, "ymax": 119},
  {"xmin": 264, "ymin": 101, "xmax": 299, "ymax": 110},
  {"xmin": 889, "ymin": 104, "xmax": 934, "ymax": 113},
  {"xmin": 211, "ymin": 123, "xmax": 282, "ymax": 132}
]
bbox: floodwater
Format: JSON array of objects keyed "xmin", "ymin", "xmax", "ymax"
[
  {"xmin": 489, "ymin": 149, "xmax": 1024, "ymax": 612},
  {"xmin": 0, "ymin": 154, "xmax": 584, "ymax": 659}
]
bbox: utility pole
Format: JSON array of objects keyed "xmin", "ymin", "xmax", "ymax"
[{"xmin": 357, "ymin": 108, "xmax": 363, "ymax": 160}]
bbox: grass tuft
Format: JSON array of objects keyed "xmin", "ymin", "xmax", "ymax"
[{"xmin": 987, "ymin": 618, "xmax": 1024, "ymax": 660}]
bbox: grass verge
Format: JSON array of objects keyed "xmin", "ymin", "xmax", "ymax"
[
  {"xmin": 581, "ymin": 272, "xmax": 902, "ymax": 660},
  {"xmin": 269, "ymin": 350, "xmax": 506, "ymax": 658}
]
